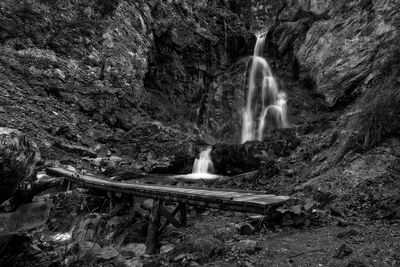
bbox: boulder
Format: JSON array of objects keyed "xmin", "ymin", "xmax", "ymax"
[
  {"xmin": 211, "ymin": 141, "xmax": 273, "ymax": 175},
  {"xmin": 141, "ymin": 199, "xmax": 154, "ymax": 211},
  {"xmin": 211, "ymin": 129, "xmax": 299, "ymax": 175},
  {"xmin": 192, "ymin": 236, "xmax": 224, "ymax": 257},
  {"xmin": 334, "ymin": 244, "xmax": 353, "ymax": 259},
  {"xmin": 117, "ymin": 122, "xmax": 198, "ymax": 174},
  {"xmin": 234, "ymin": 239, "xmax": 260, "ymax": 253},
  {"xmin": 263, "ymin": 128, "xmax": 300, "ymax": 157},
  {"xmin": 236, "ymin": 222, "xmax": 256, "ymax": 235},
  {"xmin": 119, "ymin": 243, "xmax": 146, "ymax": 257},
  {"xmin": 0, "ymin": 128, "xmax": 40, "ymax": 203},
  {"xmin": 160, "ymin": 244, "xmax": 176, "ymax": 254}
]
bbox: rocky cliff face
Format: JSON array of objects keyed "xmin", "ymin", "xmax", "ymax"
[
  {"xmin": 0, "ymin": 0, "xmax": 250, "ymax": 170},
  {"xmin": 257, "ymin": 0, "xmax": 400, "ymax": 108},
  {"xmin": 0, "ymin": 0, "xmax": 399, "ymax": 179}
]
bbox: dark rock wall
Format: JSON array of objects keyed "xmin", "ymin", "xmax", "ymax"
[
  {"xmin": 143, "ymin": 0, "xmax": 253, "ymax": 138},
  {"xmin": 0, "ymin": 0, "xmax": 254, "ymax": 171},
  {"xmin": 0, "ymin": 0, "xmax": 152, "ymax": 143}
]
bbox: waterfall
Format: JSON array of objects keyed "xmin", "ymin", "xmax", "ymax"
[
  {"xmin": 192, "ymin": 147, "xmax": 214, "ymax": 174},
  {"xmin": 241, "ymin": 35, "xmax": 289, "ymax": 143},
  {"xmin": 176, "ymin": 147, "xmax": 218, "ymax": 179}
]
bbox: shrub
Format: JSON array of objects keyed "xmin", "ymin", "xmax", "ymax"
[{"xmin": 356, "ymin": 63, "xmax": 400, "ymax": 149}]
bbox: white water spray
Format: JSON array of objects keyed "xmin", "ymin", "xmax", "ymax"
[
  {"xmin": 241, "ymin": 35, "xmax": 289, "ymax": 143},
  {"xmin": 192, "ymin": 147, "xmax": 214, "ymax": 174},
  {"xmin": 177, "ymin": 147, "xmax": 219, "ymax": 179}
]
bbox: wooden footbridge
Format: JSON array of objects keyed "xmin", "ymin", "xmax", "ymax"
[{"xmin": 46, "ymin": 167, "xmax": 289, "ymax": 253}]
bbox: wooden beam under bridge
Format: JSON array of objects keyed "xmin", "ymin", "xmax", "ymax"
[{"xmin": 46, "ymin": 167, "xmax": 289, "ymax": 253}]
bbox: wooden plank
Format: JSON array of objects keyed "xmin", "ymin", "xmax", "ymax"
[
  {"xmin": 233, "ymin": 195, "xmax": 275, "ymax": 202},
  {"xmin": 207, "ymin": 192, "xmax": 238, "ymax": 197},
  {"xmin": 250, "ymin": 196, "xmax": 290, "ymax": 204},
  {"xmin": 180, "ymin": 189, "xmax": 204, "ymax": 195},
  {"xmin": 222, "ymin": 193, "xmax": 255, "ymax": 199},
  {"xmin": 245, "ymin": 195, "xmax": 286, "ymax": 202}
]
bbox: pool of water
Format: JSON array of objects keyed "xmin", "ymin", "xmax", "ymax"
[{"xmin": 173, "ymin": 173, "xmax": 223, "ymax": 180}]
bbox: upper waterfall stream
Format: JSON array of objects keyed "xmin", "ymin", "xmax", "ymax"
[{"xmin": 241, "ymin": 35, "xmax": 289, "ymax": 143}]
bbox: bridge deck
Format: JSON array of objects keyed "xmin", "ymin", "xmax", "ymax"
[{"xmin": 46, "ymin": 167, "xmax": 289, "ymax": 214}]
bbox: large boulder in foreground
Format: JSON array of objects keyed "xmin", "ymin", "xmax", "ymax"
[{"xmin": 0, "ymin": 128, "xmax": 40, "ymax": 203}]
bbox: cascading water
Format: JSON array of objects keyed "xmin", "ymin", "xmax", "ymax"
[
  {"xmin": 241, "ymin": 35, "xmax": 289, "ymax": 143},
  {"xmin": 177, "ymin": 147, "xmax": 219, "ymax": 179},
  {"xmin": 192, "ymin": 147, "xmax": 214, "ymax": 175},
  {"xmin": 180, "ymin": 35, "xmax": 289, "ymax": 179}
]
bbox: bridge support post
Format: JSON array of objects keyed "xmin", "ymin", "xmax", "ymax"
[
  {"xmin": 108, "ymin": 192, "xmax": 113, "ymax": 212},
  {"xmin": 179, "ymin": 203, "xmax": 187, "ymax": 226},
  {"xmin": 145, "ymin": 201, "xmax": 188, "ymax": 254},
  {"xmin": 145, "ymin": 200, "xmax": 161, "ymax": 254}
]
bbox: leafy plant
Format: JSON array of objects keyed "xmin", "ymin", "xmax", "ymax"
[{"xmin": 275, "ymin": 198, "xmax": 320, "ymax": 227}]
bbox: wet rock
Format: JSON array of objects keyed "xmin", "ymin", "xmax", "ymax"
[
  {"xmin": 0, "ymin": 127, "xmax": 40, "ymax": 203},
  {"xmin": 54, "ymin": 141, "xmax": 96, "ymax": 158},
  {"xmin": 134, "ymin": 205, "xmax": 150, "ymax": 219},
  {"xmin": 211, "ymin": 129, "xmax": 299, "ymax": 175},
  {"xmin": 160, "ymin": 244, "xmax": 175, "ymax": 254},
  {"xmin": 173, "ymin": 253, "xmax": 198, "ymax": 263},
  {"xmin": 236, "ymin": 222, "xmax": 256, "ymax": 236},
  {"xmin": 337, "ymin": 229, "xmax": 359, "ymax": 239},
  {"xmin": 235, "ymin": 240, "xmax": 260, "ymax": 253},
  {"xmin": 119, "ymin": 243, "xmax": 146, "ymax": 257},
  {"xmin": 95, "ymin": 245, "xmax": 119, "ymax": 260},
  {"xmin": 51, "ymin": 125, "xmax": 78, "ymax": 142},
  {"xmin": 142, "ymin": 199, "xmax": 154, "ymax": 211},
  {"xmin": 337, "ymin": 218, "xmax": 353, "ymax": 227},
  {"xmin": 193, "ymin": 236, "xmax": 224, "ymax": 257},
  {"xmin": 334, "ymin": 244, "xmax": 353, "ymax": 259},
  {"xmin": 106, "ymin": 216, "xmax": 125, "ymax": 230},
  {"xmin": 118, "ymin": 257, "xmax": 143, "ymax": 267},
  {"xmin": 330, "ymin": 205, "xmax": 346, "ymax": 218},
  {"xmin": 346, "ymin": 259, "xmax": 367, "ymax": 267},
  {"xmin": 211, "ymin": 141, "xmax": 274, "ymax": 175},
  {"xmin": 264, "ymin": 128, "xmax": 300, "ymax": 157},
  {"xmin": 118, "ymin": 122, "xmax": 197, "ymax": 174},
  {"xmin": 76, "ymin": 241, "xmax": 101, "ymax": 257}
]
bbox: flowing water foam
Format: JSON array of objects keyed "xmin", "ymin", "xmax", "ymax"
[{"xmin": 178, "ymin": 147, "xmax": 219, "ymax": 179}]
